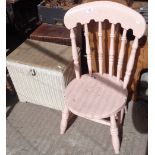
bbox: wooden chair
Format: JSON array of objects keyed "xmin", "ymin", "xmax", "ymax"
[{"xmin": 60, "ymin": 1, "xmax": 146, "ymax": 154}]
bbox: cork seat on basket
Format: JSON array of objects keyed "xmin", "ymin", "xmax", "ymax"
[{"xmin": 60, "ymin": 1, "xmax": 146, "ymax": 154}]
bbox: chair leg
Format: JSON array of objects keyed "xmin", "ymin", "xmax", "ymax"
[
  {"xmin": 110, "ymin": 115, "xmax": 120, "ymax": 154},
  {"xmin": 124, "ymin": 105, "xmax": 127, "ymax": 113},
  {"xmin": 120, "ymin": 108, "xmax": 125, "ymax": 125},
  {"xmin": 60, "ymin": 105, "xmax": 69, "ymax": 134}
]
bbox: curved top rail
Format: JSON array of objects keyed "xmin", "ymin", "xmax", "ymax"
[{"xmin": 64, "ymin": 1, "xmax": 146, "ymax": 38}]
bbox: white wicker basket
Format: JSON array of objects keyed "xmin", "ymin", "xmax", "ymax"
[{"xmin": 7, "ymin": 39, "xmax": 80, "ymax": 111}]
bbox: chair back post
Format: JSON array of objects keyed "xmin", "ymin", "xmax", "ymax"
[
  {"xmin": 123, "ymin": 37, "xmax": 138, "ymax": 88},
  {"xmin": 70, "ymin": 28, "xmax": 80, "ymax": 79}
]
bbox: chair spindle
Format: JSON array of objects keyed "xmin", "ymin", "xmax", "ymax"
[
  {"xmin": 98, "ymin": 21, "xmax": 103, "ymax": 75},
  {"xmin": 70, "ymin": 29, "xmax": 80, "ymax": 79},
  {"xmin": 117, "ymin": 29, "xmax": 127, "ymax": 80},
  {"xmin": 98, "ymin": 22, "xmax": 103, "ymax": 75},
  {"xmin": 84, "ymin": 24, "xmax": 92, "ymax": 75},
  {"xmin": 123, "ymin": 37, "xmax": 138, "ymax": 88},
  {"xmin": 109, "ymin": 24, "xmax": 115, "ymax": 76}
]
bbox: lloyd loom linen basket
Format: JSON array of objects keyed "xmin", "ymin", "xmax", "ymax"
[{"xmin": 6, "ymin": 39, "xmax": 80, "ymax": 111}]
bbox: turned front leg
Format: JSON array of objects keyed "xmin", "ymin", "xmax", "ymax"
[
  {"xmin": 60, "ymin": 106, "xmax": 69, "ymax": 134},
  {"xmin": 110, "ymin": 115, "xmax": 120, "ymax": 154}
]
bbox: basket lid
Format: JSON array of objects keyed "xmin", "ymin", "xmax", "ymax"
[{"xmin": 7, "ymin": 39, "xmax": 79, "ymax": 72}]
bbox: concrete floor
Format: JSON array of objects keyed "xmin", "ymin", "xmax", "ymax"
[{"xmin": 6, "ymin": 92, "xmax": 147, "ymax": 155}]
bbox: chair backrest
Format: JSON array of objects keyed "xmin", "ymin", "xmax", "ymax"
[{"xmin": 64, "ymin": 1, "xmax": 146, "ymax": 89}]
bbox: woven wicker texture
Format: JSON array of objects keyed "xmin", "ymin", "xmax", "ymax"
[{"xmin": 7, "ymin": 39, "xmax": 80, "ymax": 110}]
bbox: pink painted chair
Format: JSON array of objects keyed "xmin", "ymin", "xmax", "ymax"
[{"xmin": 60, "ymin": 1, "xmax": 146, "ymax": 154}]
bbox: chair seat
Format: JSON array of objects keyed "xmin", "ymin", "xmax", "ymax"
[{"xmin": 65, "ymin": 73, "xmax": 128, "ymax": 119}]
